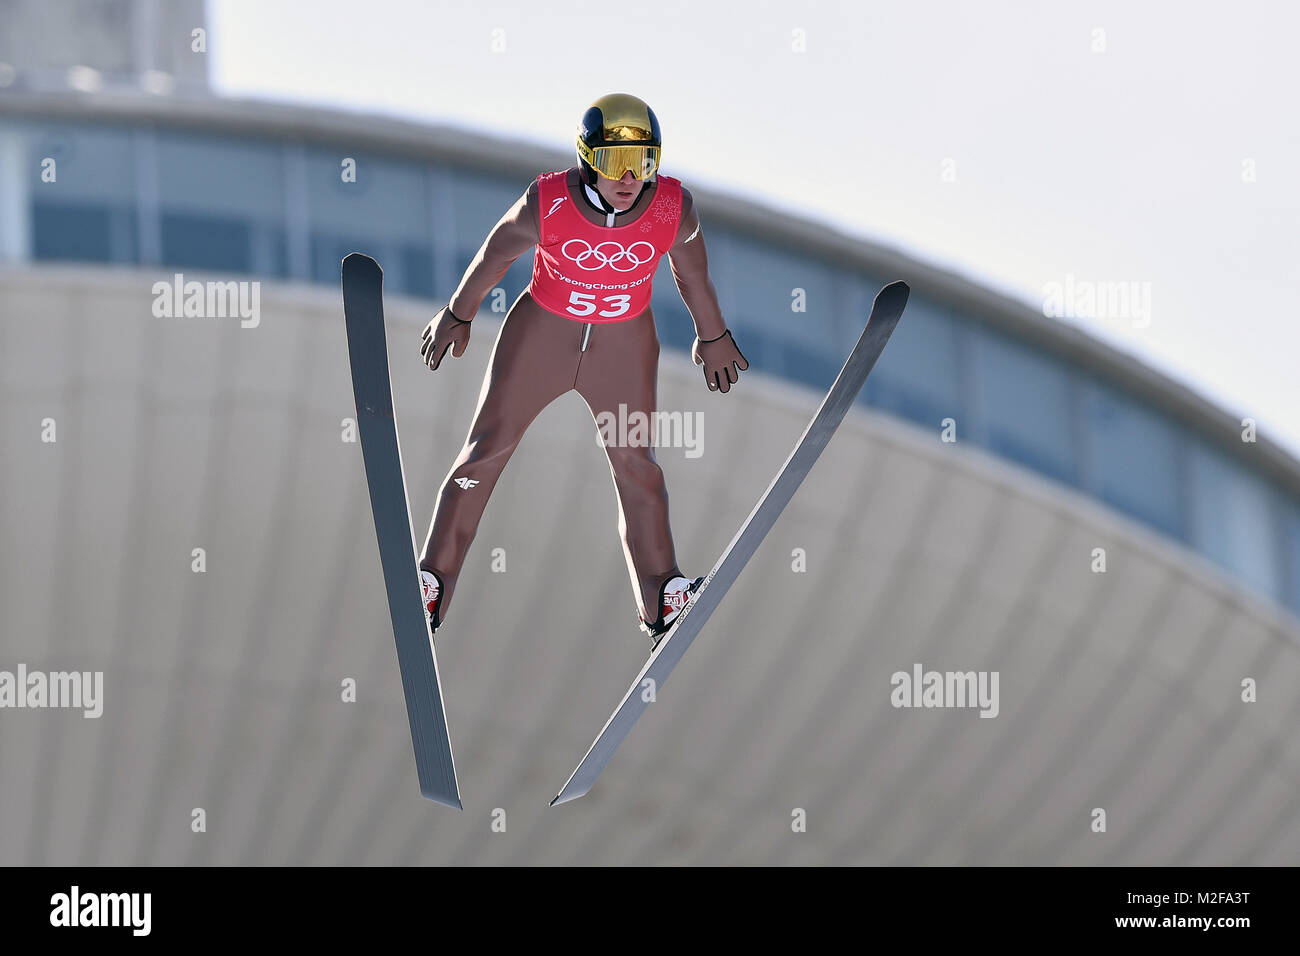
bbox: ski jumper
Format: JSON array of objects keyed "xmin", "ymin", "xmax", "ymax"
[{"xmin": 420, "ymin": 169, "xmax": 688, "ymax": 623}]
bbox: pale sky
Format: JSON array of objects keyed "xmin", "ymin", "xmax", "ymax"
[{"xmin": 209, "ymin": 0, "xmax": 1300, "ymax": 458}]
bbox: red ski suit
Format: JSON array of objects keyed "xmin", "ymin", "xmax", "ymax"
[{"xmin": 419, "ymin": 167, "xmax": 731, "ymax": 625}]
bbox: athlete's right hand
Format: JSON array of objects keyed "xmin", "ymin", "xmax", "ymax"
[{"xmin": 421, "ymin": 307, "xmax": 471, "ymax": 370}]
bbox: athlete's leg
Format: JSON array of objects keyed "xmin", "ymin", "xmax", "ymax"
[
  {"xmin": 574, "ymin": 309, "xmax": 682, "ymax": 622},
  {"xmin": 419, "ymin": 295, "xmax": 578, "ymax": 620}
]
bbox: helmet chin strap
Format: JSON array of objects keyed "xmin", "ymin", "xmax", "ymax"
[
  {"xmin": 582, "ymin": 181, "xmax": 620, "ymax": 223},
  {"xmin": 581, "ymin": 179, "xmax": 646, "ymax": 226}
]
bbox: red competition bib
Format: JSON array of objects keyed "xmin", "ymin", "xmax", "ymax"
[{"xmin": 528, "ymin": 170, "xmax": 683, "ymax": 323}]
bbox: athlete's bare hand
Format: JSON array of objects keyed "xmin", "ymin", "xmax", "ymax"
[
  {"xmin": 421, "ymin": 307, "xmax": 471, "ymax": 370},
  {"xmin": 692, "ymin": 329, "xmax": 748, "ymax": 393}
]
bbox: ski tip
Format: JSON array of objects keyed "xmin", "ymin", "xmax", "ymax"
[
  {"xmin": 878, "ymin": 279, "xmax": 910, "ymax": 304},
  {"xmin": 341, "ymin": 252, "xmax": 381, "ymax": 275}
]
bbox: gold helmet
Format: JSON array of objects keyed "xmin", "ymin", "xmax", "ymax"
[{"xmin": 576, "ymin": 93, "xmax": 662, "ymax": 184}]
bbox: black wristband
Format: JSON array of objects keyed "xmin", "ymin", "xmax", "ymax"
[
  {"xmin": 697, "ymin": 328, "xmax": 730, "ymax": 344},
  {"xmin": 445, "ymin": 305, "xmax": 470, "ymax": 324}
]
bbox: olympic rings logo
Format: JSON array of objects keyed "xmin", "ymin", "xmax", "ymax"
[{"xmin": 561, "ymin": 238, "xmax": 657, "ymax": 273}]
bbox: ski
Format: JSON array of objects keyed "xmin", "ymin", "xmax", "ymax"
[
  {"xmin": 341, "ymin": 253, "xmax": 462, "ymax": 809},
  {"xmin": 550, "ymin": 280, "xmax": 910, "ymax": 806}
]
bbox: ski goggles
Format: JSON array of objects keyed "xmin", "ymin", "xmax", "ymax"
[{"xmin": 579, "ymin": 142, "xmax": 661, "ymax": 180}]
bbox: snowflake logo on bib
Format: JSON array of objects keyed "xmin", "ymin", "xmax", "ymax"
[
  {"xmin": 653, "ymin": 191, "xmax": 681, "ymax": 224},
  {"xmin": 644, "ymin": 189, "xmax": 679, "ymax": 232}
]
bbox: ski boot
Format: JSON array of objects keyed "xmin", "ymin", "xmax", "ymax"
[
  {"xmin": 420, "ymin": 569, "xmax": 443, "ymax": 634},
  {"xmin": 639, "ymin": 575, "xmax": 705, "ymax": 650}
]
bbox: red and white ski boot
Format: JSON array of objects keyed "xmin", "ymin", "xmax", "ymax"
[
  {"xmin": 639, "ymin": 575, "xmax": 705, "ymax": 649},
  {"xmin": 420, "ymin": 569, "xmax": 443, "ymax": 634}
]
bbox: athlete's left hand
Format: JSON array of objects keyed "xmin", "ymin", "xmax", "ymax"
[
  {"xmin": 692, "ymin": 329, "xmax": 748, "ymax": 393},
  {"xmin": 421, "ymin": 306, "xmax": 472, "ymax": 371}
]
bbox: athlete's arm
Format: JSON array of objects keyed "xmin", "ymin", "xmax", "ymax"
[
  {"xmin": 668, "ymin": 187, "xmax": 749, "ymax": 393},
  {"xmin": 421, "ymin": 184, "xmax": 540, "ymax": 370},
  {"xmin": 447, "ymin": 182, "xmax": 540, "ymax": 320},
  {"xmin": 667, "ymin": 188, "xmax": 728, "ymax": 342}
]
